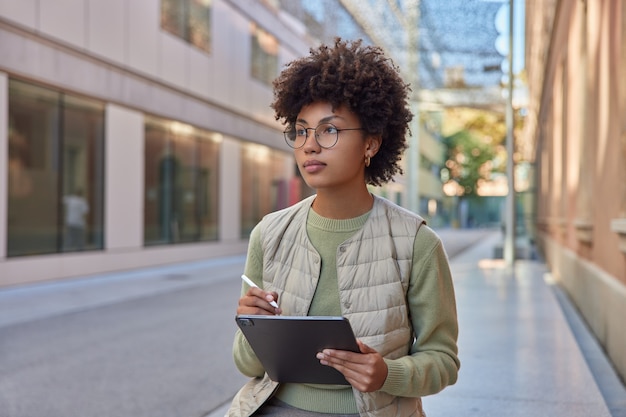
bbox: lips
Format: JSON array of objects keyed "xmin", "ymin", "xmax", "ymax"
[{"xmin": 303, "ymin": 160, "xmax": 326, "ymax": 173}]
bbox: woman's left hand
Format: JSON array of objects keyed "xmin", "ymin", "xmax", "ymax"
[{"xmin": 316, "ymin": 340, "xmax": 388, "ymax": 392}]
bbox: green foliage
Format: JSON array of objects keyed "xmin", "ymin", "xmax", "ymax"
[
  {"xmin": 443, "ymin": 130, "xmax": 497, "ymax": 196},
  {"xmin": 442, "ymin": 106, "xmax": 510, "ymax": 198}
]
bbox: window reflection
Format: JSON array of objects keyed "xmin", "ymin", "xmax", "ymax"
[
  {"xmin": 7, "ymin": 79, "xmax": 105, "ymax": 256},
  {"xmin": 240, "ymin": 143, "xmax": 298, "ymax": 237},
  {"xmin": 250, "ymin": 23, "xmax": 279, "ymax": 86},
  {"xmin": 144, "ymin": 117, "xmax": 220, "ymax": 245},
  {"xmin": 161, "ymin": 0, "xmax": 212, "ymax": 53}
]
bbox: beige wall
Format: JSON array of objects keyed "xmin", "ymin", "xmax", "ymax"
[
  {"xmin": 0, "ymin": 0, "xmax": 308, "ymax": 129},
  {"xmin": 525, "ymin": 0, "xmax": 626, "ymax": 382},
  {"xmin": 105, "ymin": 104, "xmax": 144, "ymax": 251}
]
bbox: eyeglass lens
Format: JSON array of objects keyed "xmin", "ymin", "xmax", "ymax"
[{"xmin": 284, "ymin": 123, "xmax": 338, "ymax": 149}]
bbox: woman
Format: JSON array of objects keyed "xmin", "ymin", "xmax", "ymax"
[{"xmin": 228, "ymin": 38, "xmax": 459, "ymax": 417}]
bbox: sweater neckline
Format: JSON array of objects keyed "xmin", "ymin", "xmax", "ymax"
[{"xmin": 307, "ymin": 207, "xmax": 371, "ymax": 232}]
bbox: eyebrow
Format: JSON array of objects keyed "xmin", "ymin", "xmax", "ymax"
[{"xmin": 297, "ymin": 115, "xmax": 344, "ymax": 125}]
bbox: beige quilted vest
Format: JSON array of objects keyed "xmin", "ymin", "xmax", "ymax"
[{"xmin": 228, "ymin": 195, "xmax": 426, "ymax": 417}]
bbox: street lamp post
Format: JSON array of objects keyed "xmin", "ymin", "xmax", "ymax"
[{"xmin": 504, "ymin": 0, "xmax": 516, "ymax": 266}]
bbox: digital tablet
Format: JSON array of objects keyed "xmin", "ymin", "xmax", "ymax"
[{"xmin": 235, "ymin": 315, "xmax": 360, "ymax": 385}]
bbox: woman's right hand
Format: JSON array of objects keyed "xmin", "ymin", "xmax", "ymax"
[{"xmin": 237, "ymin": 287, "xmax": 282, "ymax": 316}]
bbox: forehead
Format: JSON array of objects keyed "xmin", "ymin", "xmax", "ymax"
[{"xmin": 296, "ymin": 102, "xmax": 358, "ymax": 125}]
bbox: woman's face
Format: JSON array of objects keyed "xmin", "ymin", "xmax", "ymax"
[{"xmin": 293, "ymin": 101, "xmax": 379, "ymax": 192}]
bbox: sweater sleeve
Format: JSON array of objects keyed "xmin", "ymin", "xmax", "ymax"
[
  {"xmin": 232, "ymin": 225, "xmax": 267, "ymax": 378},
  {"xmin": 379, "ymin": 226, "xmax": 460, "ymax": 397}
]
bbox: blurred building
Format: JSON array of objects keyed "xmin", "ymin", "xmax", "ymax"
[
  {"xmin": 0, "ymin": 0, "xmax": 448, "ymax": 287},
  {"xmin": 523, "ymin": 0, "xmax": 626, "ymax": 382}
]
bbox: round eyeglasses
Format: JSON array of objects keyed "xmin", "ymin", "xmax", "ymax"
[{"xmin": 283, "ymin": 123, "xmax": 364, "ymax": 149}]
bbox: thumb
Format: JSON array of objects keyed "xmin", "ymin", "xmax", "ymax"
[{"xmin": 357, "ymin": 340, "xmax": 377, "ymax": 354}]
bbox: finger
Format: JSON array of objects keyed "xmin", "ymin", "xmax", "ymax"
[
  {"xmin": 264, "ymin": 293, "xmax": 278, "ymax": 306},
  {"xmin": 268, "ymin": 291, "xmax": 280, "ymax": 305},
  {"xmin": 315, "ymin": 353, "xmax": 374, "ymax": 391},
  {"xmin": 319, "ymin": 349, "xmax": 368, "ymax": 365},
  {"xmin": 237, "ymin": 303, "xmax": 280, "ymax": 315},
  {"xmin": 237, "ymin": 290, "xmax": 280, "ymax": 315},
  {"xmin": 317, "ymin": 350, "xmax": 362, "ymax": 371},
  {"xmin": 317, "ymin": 345, "xmax": 387, "ymax": 392},
  {"xmin": 248, "ymin": 288, "xmax": 279, "ymax": 311}
]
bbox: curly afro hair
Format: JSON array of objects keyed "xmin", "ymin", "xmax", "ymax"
[{"xmin": 271, "ymin": 38, "xmax": 413, "ymax": 187}]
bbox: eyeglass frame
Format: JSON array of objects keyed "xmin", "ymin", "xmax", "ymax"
[{"xmin": 283, "ymin": 123, "xmax": 365, "ymax": 149}]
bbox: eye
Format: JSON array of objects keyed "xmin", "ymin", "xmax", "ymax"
[
  {"xmin": 295, "ymin": 126, "xmax": 307, "ymax": 137},
  {"xmin": 319, "ymin": 124, "xmax": 338, "ymax": 135}
]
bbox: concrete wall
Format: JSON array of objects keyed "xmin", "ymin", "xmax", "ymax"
[{"xmin": 0, "ymin": 0, "xmax": 308, "ymax": 130}]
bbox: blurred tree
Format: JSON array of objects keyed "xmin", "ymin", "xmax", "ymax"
[{"xmin": 442, "ymin": 108, "xmax": 506, "ymax": 197}]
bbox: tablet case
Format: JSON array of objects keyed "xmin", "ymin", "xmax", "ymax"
[{"xmin": 235, "ymin": 315, "xmax": 360, "ymax": 384}]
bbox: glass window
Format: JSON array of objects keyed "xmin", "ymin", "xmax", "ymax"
[
  {"xmin": 144, "ymin": 117, "xmax": 220, "ymax": 245},
  {"xmin": 7, "ymin": 79, "xmax": 105, "ymax": 257},
  {"xmin": 161, "ymin": 0, "xmax": 212, "ymax": 53},
  {"xmin": 250, "ymin": 23, "xmax": 279, "ymax": 86},
  {"xmin": 240, "ymin": 144, "xmax": 296, "ymax": 237}
]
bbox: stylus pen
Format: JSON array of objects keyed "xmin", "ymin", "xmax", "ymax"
[{"xmin": 241, "ymin": 274, "xmax": 279, "ymax": 308}]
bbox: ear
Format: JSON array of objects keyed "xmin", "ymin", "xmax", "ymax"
[{"xmin": 365, "ymin": 136, "xmax": 382, "ymax": 157}]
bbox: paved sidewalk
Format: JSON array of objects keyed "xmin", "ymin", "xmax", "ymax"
[
  {"xmin": 0, "ymin": 255, "xmax": 247, "ymax": 328},
  {"xmin": 423, "ymin": 232, "xmax": 619, "ymax": 417}
]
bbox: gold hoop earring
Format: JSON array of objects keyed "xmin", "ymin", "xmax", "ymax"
[{"xmin": 365, "ymin": 155, "xmax": 371, "ymax": 167}]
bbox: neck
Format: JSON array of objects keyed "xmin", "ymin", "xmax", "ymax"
[{"xmin": 312, "ymin": 189, "xmax": 374, "ymax": 219}]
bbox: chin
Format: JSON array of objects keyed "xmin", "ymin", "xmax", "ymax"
[{"xmin": 302, "ymin": 180, "xmax": 321, "ymax": 190}]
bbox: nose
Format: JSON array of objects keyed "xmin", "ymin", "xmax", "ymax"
[{"xmin": 302, "ymin": 128, "xmax": 320, "ymax": 151}]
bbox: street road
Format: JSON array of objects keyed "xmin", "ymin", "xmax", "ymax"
[{"xmin": 0, "ymin": 228, "xmax": 497, "ymax": 417}]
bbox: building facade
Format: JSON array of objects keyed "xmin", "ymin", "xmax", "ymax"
[
  {"xmin": 1, "ymin": 0, "xmax": 447, "ymax": 287},
  {"xmin": 524, "ymin": 0, "xmax": 626, "ymax": 382},
  {"xmin": 0, "ymin": 0, "xmax": 326, "ymax": 287}
]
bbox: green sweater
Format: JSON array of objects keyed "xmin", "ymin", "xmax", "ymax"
[{"xmin": 237, "ymin": 207, "xmax": 459, "ymax": 414}]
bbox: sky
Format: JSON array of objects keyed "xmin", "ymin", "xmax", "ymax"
[
  {"xmin": 281, "ymin": 0, "xmax": 526, "ymax": 89},
  {"xmin": 418, "ymin": 0, "xmax": 525, "ymax": 89},
  {"xmin": 494, "ymin": 0, "xmax": 526, "ymax": 75}
]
